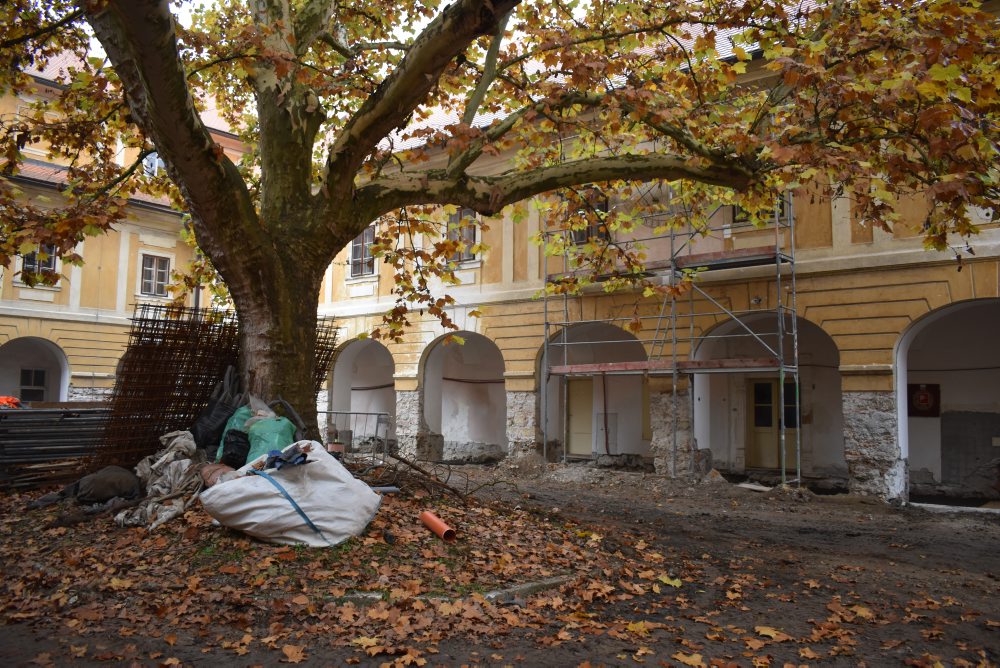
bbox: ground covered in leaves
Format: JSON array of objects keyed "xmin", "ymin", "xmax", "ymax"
[{"xmin": 2, "ymin": 463, "xmax": 999, "ymax": 666}]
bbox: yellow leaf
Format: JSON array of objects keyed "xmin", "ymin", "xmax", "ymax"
[
  {"xmin": 657, "ymin": 575, "xmax": 682, "ymax": 587},
  {"xmin": 800, "ymin": 647, "xmax": 820, "ymax": 659},
  {"xmin": 108, "ymin": 577, "xmax": 133, "ymax": 591},
  {"xmin": 627, "ymin": 621, "xmax": 649, "ymax": 636},
  {"xmin": 851, "ymin": 605, "xmax": 874, "ymax": 620},
  {"xmin": 755, "ymin": 625, "xmax": 792, "ymax": 642},
  {"xmin": 352, "ymin": 637, "xmax": 379, "ymax": 649},
  {"xmin": 672, "ymin": 652, "xmax": 706, "ymax": 667}
]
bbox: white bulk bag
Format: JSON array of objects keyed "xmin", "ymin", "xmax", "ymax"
[{"xmin": 199, "ymin": 441, "xmax": 381, "ymax": 547}]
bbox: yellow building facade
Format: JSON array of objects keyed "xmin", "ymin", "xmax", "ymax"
[{"xmin": 321, "ymin": 166, "xmax": 1000, "ymax": 501}]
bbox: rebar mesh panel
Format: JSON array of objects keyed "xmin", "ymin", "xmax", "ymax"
[
  {"xmin": 314, "ymin": 317, "xmax": 338, "ymax": 393},
  {"xmin": 88, "ymin": 304, "xmax": 239, "ymax": 471}
]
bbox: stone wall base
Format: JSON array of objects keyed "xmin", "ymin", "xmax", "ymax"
[
  {"xmin": 649, "ymin": 391, "xmax": 696, "ymax": 477},
  {"xmin": 843, "ymin": 390, "xmax": 906, "ymax": 500}
]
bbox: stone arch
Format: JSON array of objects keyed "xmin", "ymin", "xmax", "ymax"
[
  {"xmin": 328, "ymin": 338, "xmax": 396, "ymax": 446},
  {"xmin": 421, "ymin": 331, "xmax": 507, "ymax": 462},
  {"xmin": 541, "ymin": 322, "xmax": 650, "ymax": 460},
  {"xmin": 692, "ymin": 313, "xmax": 844, "ymax": 480},
  {"xmin": 896, "ymin": 298, "xmax": 1000, "ymax": 499},
  {"xmin": 0, "ymin": 336, "xmax": 70, "ymax": 403}
]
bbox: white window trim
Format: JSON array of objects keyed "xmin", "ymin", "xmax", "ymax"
[{"xmin": 135, "ymin": 249, "xmax": 175, "ymax": 301}]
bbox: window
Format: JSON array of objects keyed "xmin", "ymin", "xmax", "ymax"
[
  {"xmin": 143, "ymin": 152, "xmax": 166, "ymax": 177},
  {"xmin": 568, "ymin": 188, "xmax": 610, "ymax": 244},
  {"xmin": 447, "ymin": 208, "xmax": 477, "ymax": 263},
  {"xmin": 20, "ymin": 243, "xmax": 58, "ymax": 276},
  {"xmin": 19, "ymin": 368, "xmax": 45, "ymax": 402},
  {"xmin": 350, "ymin": 226, "xmax": 375, "ymax": 278},
  {"xmin": 140, "ymin": 254, "xmax": 171, "ymax": 297}
]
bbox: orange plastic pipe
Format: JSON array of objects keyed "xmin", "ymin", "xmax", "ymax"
[{"xmin": 419, "ymin": 510, "xmax": 456, "ymax": 542}]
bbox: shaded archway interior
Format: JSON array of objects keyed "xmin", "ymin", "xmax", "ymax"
[
  {"xmin": 544, "ymin": 322, "xmax": 651, "ymax": 459},
  {"xmin": 423, "ymin": 331, "xmax": 507, "ymax": 462},
  {"xmin": 0, "ymin": 336, "xmax": 70, "ymax": 403},
  {"xmin": 693, "ymin": 313, "xmax": 845, "ymax": 479},
  {"xmin": 901, "ymin": 299, "xmax": 1000, "ymax": 498},
  {"xmin": 330, "ymin": 339, "xmax": 396, "ymax": 444}
]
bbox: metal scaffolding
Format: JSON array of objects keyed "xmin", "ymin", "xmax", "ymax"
[{"xmin": 541, "ymin": 195, "xmax": 802, "ymax": 484}]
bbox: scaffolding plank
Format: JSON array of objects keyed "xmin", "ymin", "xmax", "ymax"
[
  {"xmin": 549, "ymin": 360, "xmax": 673, "ymax": 375},
  {"xmin": 549, "ymin": 357, "xmax": 780, "ymax": 375},
  {"xmin": 676, "ymin": 357, "xmax": 779, "ymax": 369},
  {"xmin": 670, "ymin": 246, "xmax": 789, "ymax": 271}
]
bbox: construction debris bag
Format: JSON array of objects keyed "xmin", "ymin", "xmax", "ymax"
[
  {"xmin": 219, "ymin": 430, "xmax": 251, "ymax": 469},
  {"xmin": 216, "ymin": 405, "xmax": 253, "ymax": 462},
  {"xmin": 190, "ymin": 366, "xmax": 243, "ymax": 458},
  {"xmin": 199, "ymin": 441, "xmax": 381, "ymax": 547},
  {"xmin": 244, "ymin": 416, "xmax": 297, "ymax": 465}
]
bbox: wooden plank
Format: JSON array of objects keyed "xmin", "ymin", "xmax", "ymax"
[
  {"xmin": 676, "ymin": 357, "xmax": 779, "ymax": 370},
  {"xmin": 550, "ymin": 360, "xmax": 674, "ymax": 374},
  {"xmin": 673, "ymin": 246, "xmax": 778, "ymax": 268},
  {"xmin": 549, "ymin": 357, "xmax": 780, "ymax": 375}
]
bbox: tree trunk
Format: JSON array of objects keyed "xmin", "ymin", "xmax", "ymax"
[{"xmin": 229, "ymin": 255, "xmax": 326, "ymax": 439}]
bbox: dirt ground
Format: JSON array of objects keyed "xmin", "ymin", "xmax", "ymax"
[{"xmin": 2, "ymin": 460, "xmax": 999, "ymax": 666}]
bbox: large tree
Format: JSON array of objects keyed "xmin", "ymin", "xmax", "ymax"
[{"xmin": 1, "ymin": 0, "xmax": 997, "ymax": 428}]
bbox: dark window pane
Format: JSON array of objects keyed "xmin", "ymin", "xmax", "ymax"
[
  {"xmin": 20, "ymin": 388, "xmax": 44, "ymax": 402},
  {"xmin": 783, "ymin": 406, "xmax": 799, "ymax": 429},
  {"xmin": 753, "ymin": 382, "xmax": 772, "ymax": 404},
  {"xmin": 754, "ymin": 406, "xmax": 772, "ymax": 427}
]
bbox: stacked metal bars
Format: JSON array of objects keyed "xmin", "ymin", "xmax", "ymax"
[
  {"xmin": 0, "ymin": 408, "xmax": 110, "ymax": 489},
  {"xmin": 88, "ymin": 304, "xmax": 240, "ymax": 471}
]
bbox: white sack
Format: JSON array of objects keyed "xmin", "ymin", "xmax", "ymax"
[{"xmin": 199, "ymin": 440, "xmax": 381, "ymax": 547}]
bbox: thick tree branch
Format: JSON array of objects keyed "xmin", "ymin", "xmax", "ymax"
[
  {"xmin": 461, "ymin": 10, "xmax": 512, "ymax": 126},
  {"xmin": 81, "ymin": 0, "xmax": 263, "ymax": 284},
  {"xmin": 357, "ymin": 153, "xmax": 754, "ymax": 220},
  {"xmin": 323, "ymin": 0, "xmax": 520, "ymax": 188},
  {"xmin": 293, "ymin": 0, "xmax": 336, "ymax": 56}
]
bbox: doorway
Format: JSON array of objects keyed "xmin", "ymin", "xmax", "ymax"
[
  {"xmin": 567, "ymin": 377, "xmax": 593, "ymax": 457},
  {"xmin": 747, "ymin": 379, "xmax": 799, "ymax": 470}
]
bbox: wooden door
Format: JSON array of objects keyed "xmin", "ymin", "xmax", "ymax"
[
  {"xmin": 567, "ymin": 378, "xmax": 593, "ymax": 457},
  {"xmin": 747, "ymin": 379, "xmax": 798, "ymax": 470}
]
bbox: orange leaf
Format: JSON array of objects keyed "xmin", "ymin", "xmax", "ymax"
[
  {"xmin": 281, "ymin": 645, "xmax": 306, "ymax": 663},
  {"xmin": 672, "ymin": 651, "xmax": 706, "ymax": 667}
]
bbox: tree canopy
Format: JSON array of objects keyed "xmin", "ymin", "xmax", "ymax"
[{"xmin": 1, "ymin": 0, "xmax": 997, "ymax": 425}]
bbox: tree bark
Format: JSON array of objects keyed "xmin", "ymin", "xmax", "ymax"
[{"xmin": 227, "ymin": 246, "xmax": 326, "ymax": 438}]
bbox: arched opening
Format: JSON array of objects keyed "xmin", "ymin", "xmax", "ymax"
[
  {"xmin": 897, "ymin": 299, "xmax": 1000, "ymax": 500},
  {"xmin": 328, "ymin": 339, "xmax": 396, "ymax": 448},
  {"xmin": 692, "ymin": 314, "xmax": 844, "ymax": 481},
  {"xmin": 422, "ymin": 331, "xmax": 506, "ymax": 462},
  {"xmin": 0, "ymin": 336, "xmax": 70, "ymax": 403},
  {"xmin": 542, "ymin": 323, "xmax": 651, "ymax": 460}
]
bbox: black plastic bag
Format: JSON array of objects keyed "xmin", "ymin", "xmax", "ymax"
[
  {"xmin": 191, "ymin": 366, "xmax": 243, "ymax": 458},
  {"xmin": 219, "ymin": 429, "xmax": 251, "ymax": 469}
]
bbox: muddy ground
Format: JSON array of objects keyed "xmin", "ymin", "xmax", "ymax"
[{"xmin": 1, "ymin": 460, "xmax": 999, "ymax": 666}]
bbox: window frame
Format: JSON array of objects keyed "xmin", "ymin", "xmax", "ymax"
[
  {"xmin": 350, "ymin": 225, "xmax": 376, "ymax": 278},
  {"xmin": 447, "ymin": 208, "xmax": 478, "ymax": 264},
  {"xmin": 19, "ymin": 368, "xmax": 46, "ymax": 402},
  {"xmin": 139, "ymin": 252, "xmax": 172, "ymax": 298}
]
